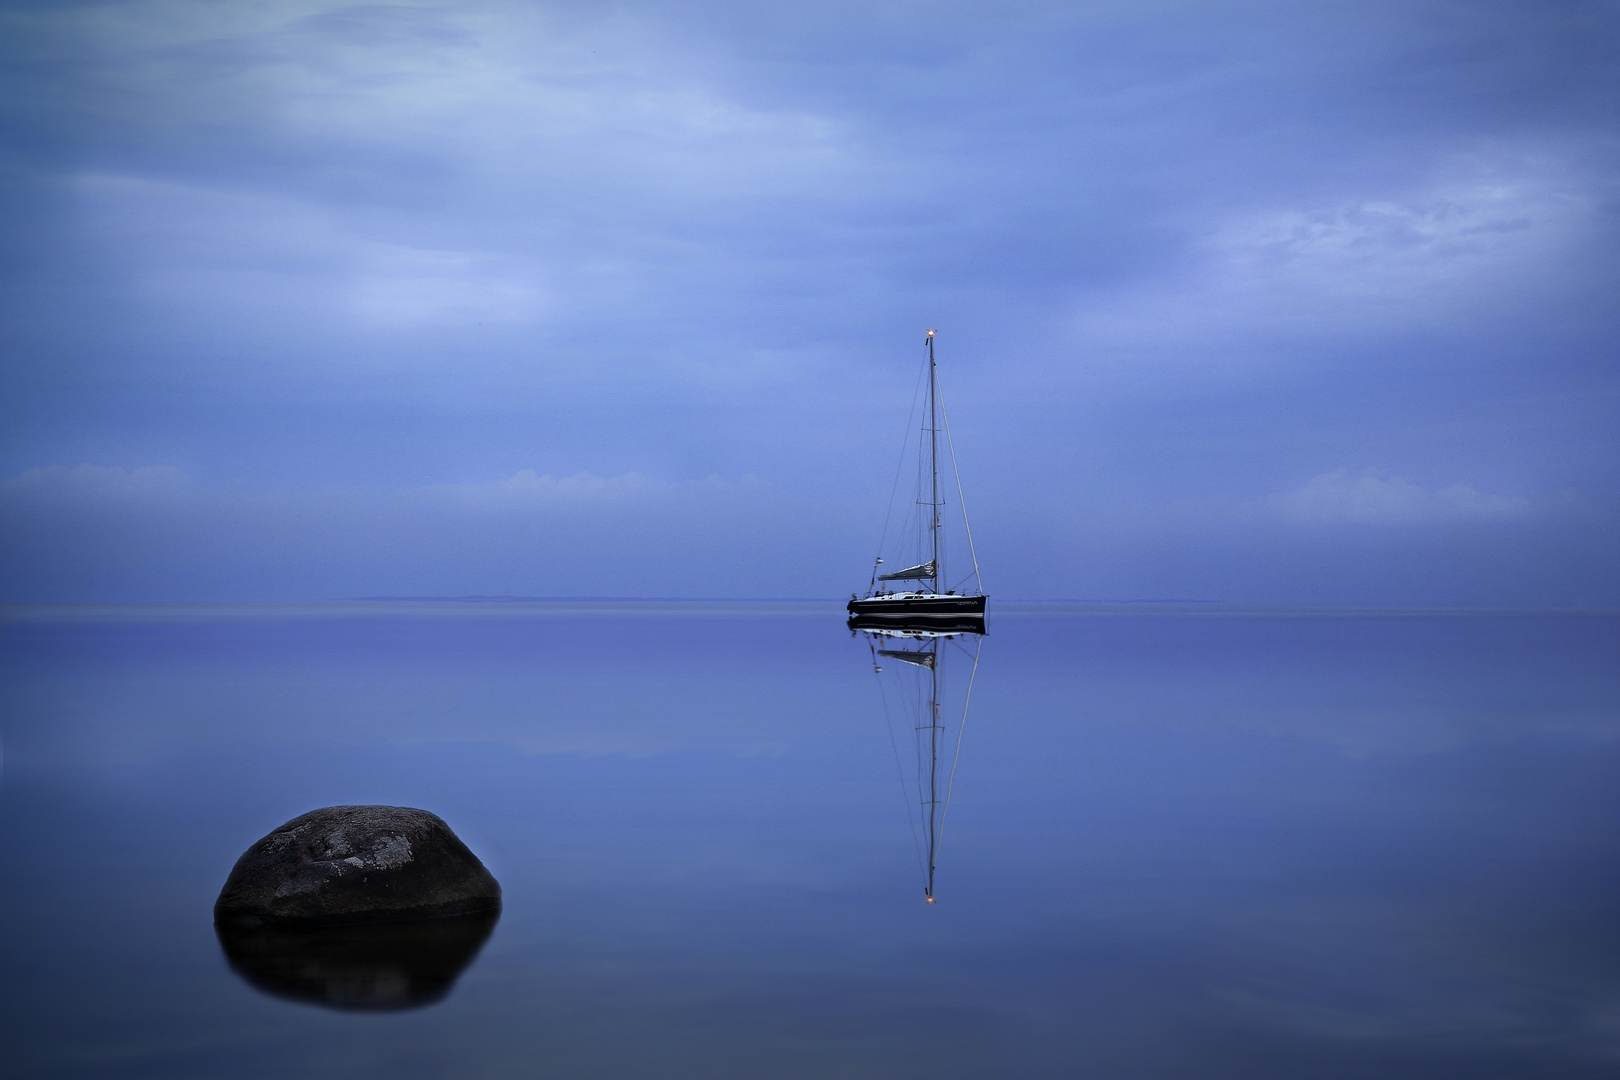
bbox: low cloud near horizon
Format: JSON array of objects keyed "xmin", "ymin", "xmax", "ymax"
[
  {"xmin": 3, "ymin": 458, "xmax": 1605, "ymax": 607},
  {"xmin": 1270, "ymin": 468, "xmax": 1555, "ymax": 526}
]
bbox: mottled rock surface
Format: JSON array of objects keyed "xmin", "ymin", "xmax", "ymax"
[{"xmin": 215, "ymin": 806, "xmax": 501, "ymax": 927}]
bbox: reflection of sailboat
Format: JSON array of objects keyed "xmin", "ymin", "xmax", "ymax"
[
  {"xmin": 848, "ymin": 329, "xmax": 986, "ymax": 631},
  {"xmin": 858, "ymin": 622, "xmax": 984, "ymax": 903}
]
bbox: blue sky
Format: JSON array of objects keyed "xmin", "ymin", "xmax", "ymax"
[{"xmin": 2, "ymin": 0, "xmax": 1617, "ymax": 604}]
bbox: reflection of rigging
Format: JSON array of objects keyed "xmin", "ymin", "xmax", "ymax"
[{"xmin": 859, "ymin": 622, "xmax": 984, "ymax": 903}]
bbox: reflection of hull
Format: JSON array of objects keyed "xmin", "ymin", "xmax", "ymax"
[
  {"xmin": 848, "ymin": 594, "xmax": 986, "ymax": 618},
  {"xmin": 848, "ymin": 613, "xmax": 986, "ymax": 635}
]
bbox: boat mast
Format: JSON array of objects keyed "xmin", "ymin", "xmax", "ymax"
[{"xmin": 927, "ymin": 329, "xmax": 940, "ymax": 593}]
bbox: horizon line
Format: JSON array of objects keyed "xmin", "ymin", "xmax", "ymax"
[{"xmin": 3, "ymin": 597, "xmax": 1617, "ymax": 619}]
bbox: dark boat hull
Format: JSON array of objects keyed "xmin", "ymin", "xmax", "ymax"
[{"xmin": 847, "ymin": 594, "xmax": 986, "ymax": 618}]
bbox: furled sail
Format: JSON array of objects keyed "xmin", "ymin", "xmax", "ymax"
[
  {"xmin": 878, "ymin": 560, "xmax": 936, "ymax": 581},
  {"xmin": 878, "ymin": 648, "xmax": 936, "ymax": 668}
]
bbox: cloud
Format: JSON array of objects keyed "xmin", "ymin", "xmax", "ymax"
[
  {"xmin": 0, "ymin": 462, "xmax": 787, "ymax": 602},
  {"xmin": 1271, "ymin": 468, "xmax": 1537, "ymax": 525},
  {"xmin": 0, "ymin": 463, "xmax": 760, "ymax": 509},
  {"xmin": 399, "ymin": 469, "xmax": 764, "ymax": 504},
  {"xmin": 0, "ymin": 463, "xmax": 192, "ymax": 500},
  {"xmin": 27, "ymin": 1, "xmax": 868, "ymax": 375},
  {"xmin": 347, "ymin": 244, "xmax": 550, "ymax": 328},
  {"xmin": 1068, "ymin": 152, "xmax": 1607, "ymax": 363},
  {"xmin": 410, "ymin": 469, "xmax": 656, "ymax": 503},
  {"xmin": 1208, "ymin": 167, "xmax": 1589, "ymax": 310},
  {"xmin": 75, "ymin": 174, "xmax": 552, "ymax": 331}
]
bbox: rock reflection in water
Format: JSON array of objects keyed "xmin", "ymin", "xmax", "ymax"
[{"xmin": 216, "ymin": 910, "xmax": 498, "ymax": 1011}]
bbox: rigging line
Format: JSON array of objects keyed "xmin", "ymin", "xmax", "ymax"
[
  {"xmin": 935, "ymin": 375, "xmax": 983, "ymax": 594},
  {"xmin": 871, "ymin": 639, "xmax": 927, "ymax": 875},
  {"xmin": 873, "ymin": 357, "xmax": 930, "ymax": 585},
  {"xmin": 935, "ymin": 634, "xmax": 983, "ymax": 862}
]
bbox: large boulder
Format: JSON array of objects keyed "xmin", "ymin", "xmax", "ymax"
[{"xmin": 215, "ymin": 806, "xmax": 501, "ymax": 928}]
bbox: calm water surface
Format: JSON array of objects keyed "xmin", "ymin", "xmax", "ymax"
[{"xmin": 3, "ymin": 603, "xmax": 1618, "ymax": 1078}]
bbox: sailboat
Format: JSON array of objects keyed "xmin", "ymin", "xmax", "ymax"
[
  {"xmin": 861, "ymin": 624, "xmax": 983, "ymax": 903},
  {"xmin": 848, "ymin": 329, "xmax": 986, "ymax": 632}
]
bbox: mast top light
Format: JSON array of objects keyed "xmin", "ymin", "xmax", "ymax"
[{"xmin": 926, "ymin": 329, "xmax": 935, "ymax": 336}]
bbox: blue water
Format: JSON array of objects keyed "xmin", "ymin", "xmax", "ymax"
[{"xmin": 3, "ymin": 604, "xmax": 1618, "ymax": 1078}]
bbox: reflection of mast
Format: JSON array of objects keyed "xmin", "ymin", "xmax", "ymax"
[
  {"xmin": 867, "ymin": 627, "xmax": 983, "ymax": 903},
  {"xmin": 922, "ymin": 643, "xmax": 941, "ymax": 902}
]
